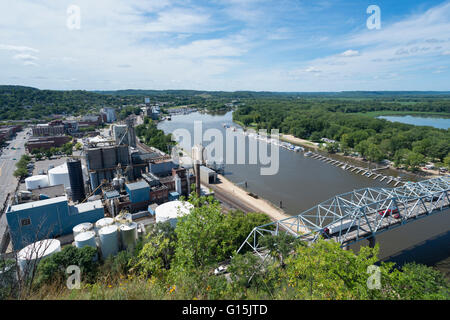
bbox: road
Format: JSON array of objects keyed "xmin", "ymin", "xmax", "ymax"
[{"xmin": 0, "ymin": 127, "xmax": 31, "ymax": 252}]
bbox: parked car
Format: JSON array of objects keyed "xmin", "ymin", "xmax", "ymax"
[{"xmin": 214, "ymin": 265, "xmax": 227, "ymax": 275}]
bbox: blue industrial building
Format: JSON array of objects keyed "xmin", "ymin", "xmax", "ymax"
[
  {"xmin": 125, "ymin": 180, "xmax": 150, "ymax": 203},
  {"xmin": 168, "ymin": 192, "xmax": 180, "ymax": 201},
  {"xmin": 6, "ymin": 196, "xmax": 104, "ymax": 250},
  {"xmin": 149, "ymin": 160, "xmax": 177, "ymax": 176}
]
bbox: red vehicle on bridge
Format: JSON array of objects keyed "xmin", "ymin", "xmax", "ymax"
[{"xmin": 377, "ymin": 208, "xmax": 401, "ymax": 219}]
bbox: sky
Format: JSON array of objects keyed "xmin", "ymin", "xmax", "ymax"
[{"xmin": 0, "ymin": 0, "xmax": 450, "ymax": 92}]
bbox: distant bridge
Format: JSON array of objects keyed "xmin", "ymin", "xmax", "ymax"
[{"xmin": 237, "ymin": 177, "xmax": 450, "ymax": 259}]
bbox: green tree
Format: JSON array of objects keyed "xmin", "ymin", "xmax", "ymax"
[
  {"xmin": 132, "ymin": 222, "xmax": 177, "ymax": 277},
  {"xmin": 173, "ymin": 197, "xmax": 233, "ymax": 271},
  {"xmin": 35, "ymin": 246, "xmax": 98, "ymax": 286}
]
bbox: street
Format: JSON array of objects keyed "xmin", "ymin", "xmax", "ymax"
[{"xmin": 0, "ymin": 127, "xmax": 31, "ymax": 252}]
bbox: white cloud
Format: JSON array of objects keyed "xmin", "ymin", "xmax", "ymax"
[
  {"xmin": 141, "ymin": 9, "xmax": 210, "ymax": 33},
  {"xmin": 340, "ymin": 50, "xmax": 359, "ymax": 57},
  {"xmin": 0, "ymin": 44, "xmax": 39, "ymax": 53}
]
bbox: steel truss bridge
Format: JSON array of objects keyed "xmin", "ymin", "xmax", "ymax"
[{"xmin": 237, "ymin": 177, "xmax": 450, "ymax": 258}]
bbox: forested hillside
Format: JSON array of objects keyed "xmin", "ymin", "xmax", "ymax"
[{"xmin": 233, "ymin": 98, "xmax": 450, "ymax": 171}]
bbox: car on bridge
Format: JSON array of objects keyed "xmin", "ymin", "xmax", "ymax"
[
  {"xmin": 377, "ymin": 208, "xmax": 401, "ymax": 219},
  {"xmin": 424, "ymin": 195, "xmax": 440, "ymax": 202}
]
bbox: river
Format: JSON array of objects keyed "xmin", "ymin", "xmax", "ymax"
[
  {"xmin": 378, "ymin": 115, "xmax": 450, "ymax": 130},
  {"xmin": 158, "ymin": 111, "xmax": 450, "ymax": 278}
]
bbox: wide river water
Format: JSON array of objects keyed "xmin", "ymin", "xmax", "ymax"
[
  {"xmin": 158, "ymin": 111, "xmax": 450, "ymax": 277},
  {"xmin": 378, "ymin": 115, "xmax": 450, "ymax": 130}
]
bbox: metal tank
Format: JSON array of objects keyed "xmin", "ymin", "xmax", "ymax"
[
  {"xmin": 67, "ymin": 159, "xmax": 86, "ymax": 203},
  {"xmin": 72, "ymin": 222, "xmax": 93, "ymax": 237},
  {"xmin": 119, "ymin": 222, "xmax": 138, "ymax": 251},
  {"xmin": 48, "ymin": 163, "xmax": 70, "ymax": 188},
  {"xmin": 95, "ymin": 217, "xmax": 114, "ymax": 234},
  {"xmin": 155, "ymin": 200, "xmax": 194, "ymax": 228},
  {"xmin": 98, "ymin": 225, "xmax": 119, "ymax": 259},
  {"xmin": 74, "ymin": 231, "xmax": 97, "ymax": 249},
  {"xmin": 17, "ymin": 239, "xmax": 61, "ymax": 275},
  {"xmin": 25, "ymin": 175, "xmax": 49, "ymax": 190}
]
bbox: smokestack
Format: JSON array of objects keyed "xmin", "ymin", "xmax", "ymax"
[
  {"xmin": 195, "ymin": 163, "xmax": 201, "ymax": 196},
  {"xmin": 192, "ymin": 144, "xmax": 204, "ymax": 197}
]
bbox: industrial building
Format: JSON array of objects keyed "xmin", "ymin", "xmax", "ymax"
[
  {"xmin": 31, "ymin": 123, "xmax": 65, "ymax": 136},
  {"xmin": 4, "ymin": 114, "xmax": 218, "ymax": 259},
  {"xmin": 26, "ymin": 135, "xmax": 71, "ymax": 152},
  {"xmin": 6, "ymin": 196, "xmax": 104, "ymax": 250}
]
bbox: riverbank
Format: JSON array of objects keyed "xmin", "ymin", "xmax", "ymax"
[
  {"xmin": 211, "ymin": 174, "xmax": 310, "ymax": 233},
  {"xmin": 280, "ymin": 134, "xmax": 319, "ymax": 150}
]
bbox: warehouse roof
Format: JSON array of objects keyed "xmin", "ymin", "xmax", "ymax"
[
  {"xmin": 8, "ymin": 196, "xmax": 68, "ymax": 212},
  {"xmin": 72, "ymin": 200, "xmax": 103, "ymax": 214},
  {"xmin": 126, "ymin": 180, "xmax": 150, "ymax": 190}
]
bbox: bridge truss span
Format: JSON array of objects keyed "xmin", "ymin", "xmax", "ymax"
[{"xmin": 237, "ymin": 177, "xmax": 450, "ymax": 256}]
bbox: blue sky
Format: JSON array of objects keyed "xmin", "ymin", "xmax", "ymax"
[{"xmin": 0, "ymin": 0, "xmax": 449, "ymax": 91}]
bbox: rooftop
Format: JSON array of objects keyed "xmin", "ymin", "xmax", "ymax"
[
  {"xmin": 72, "ymin": 200, "xmax": 103, "ymax": 214},
  {"xmin": 9, "ymin": 196, "xmax": 68, "ymax": 212},
  {"xmin": 126, "ymin": 180, "xmax": 150, "ymax": 191}
]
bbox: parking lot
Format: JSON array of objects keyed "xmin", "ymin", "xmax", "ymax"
[{"xmin": 18, "ymin": 156, "xmax": 69, "ymax": 192}]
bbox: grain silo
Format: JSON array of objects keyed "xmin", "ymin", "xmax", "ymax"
[
  {"xmin": 67, "ymin": 159, "xmax": 86, "ymax": 203},
  {"xmin": 48, "ymin": 163, "xmax": 70, "ymax": 188},
  {"xmin": 17, "ymin": 239, "xmax": 61, "ymax": 275},
  {"xmin": 155, "ymin": 200, "xmax": 194, "ymax": 227},
  {"xmin": 72, "ymin": 222, "xmax": 94, "ymax": 238},
  {"xmin": 74, "ymin": 231, "xmax": 97, "ymax": 249},
  {"xmin": 98, "ymin": 225, "xmax": 119, "ymax": 259},
  {"xmin": 94, "ymin": 217, "xmax": 114, "ymax": 234}
]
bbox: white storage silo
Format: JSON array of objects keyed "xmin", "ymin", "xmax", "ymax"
[
  {"xmin": 25, "ymin": 175, "xmax": 49, "ymax": 190},
  {"xmin": 119, "ymin": 222, "xmax": 138, "ymax": 250},
  {"xmin": 17, "ymin": 239, "xmax": 61, "ymax": 275},
  {"xmin": 95, "ymin": 217, "xmax": 114, "ymax": 234},
  {"xmin": 155, "ymin": 200, "xmax": 194, "ymax": 228},
  {"xmin": 48, "ymin": 163, "xmax": 70, "ymax": 188},
  {"xmin": 74, "ymin": 231, "xmax": 97, "ymax": 249},
  {"xmin": 98, "ymin": 225, "xmax": 119, "ymax": 259},
  {"xmin": 73, "ymin": 222, "xmax": 94, "ymax": 238},
  {"xmin": 180, "ymin": 156, "xmax": 194, "ymax": 169}
]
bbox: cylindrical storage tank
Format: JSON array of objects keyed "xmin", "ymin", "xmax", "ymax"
[
  {"xmin": 74, "ymin": 231, "xmax": 97, "ymax": 249},
  {"xmin": 155, "ymin": 201, "xmax": 194, "ymax": 228},
  {"xmin": 17, "ymin": 239, "xmax": 61, "ymax": 275},
  {"xmin": 48, "ymin": 163, "xmax": 70, "ymax": 188},
  {"xmin": 119, "ymin": 222, "xmax": 137, "ymax": 251},
  {"xmin": 180, "ymin": 156, "xmax": 194, "ymax": 170},
  {"xmin": 73, "ymin": 222, "xmax": 93, "ymax": 238},
  {"xmin": 112, "ymin": 177, "xmax": 120, "ymax": 190},
  {"xmin": 95, "ymin": 217, "xmax": 114, "ymax": 234},
  {"xmin": 175, "ymin": 174, "xmax": 182, "ymax": 195},
  {"xmin": 25, "ymin": 175, "xmax": 49, "ymax": 190},
  {"xmin": 67, "ymin": 159, "xmax": 86, "ymax": 203},
  {"xmin": 98, "ymin": 225, "xmax": 119, "ymax": 259}
]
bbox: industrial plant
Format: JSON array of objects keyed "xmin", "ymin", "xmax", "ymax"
[{"xmin": 2, "ymin": 112, "xmax": 217, "ymax": 267}]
